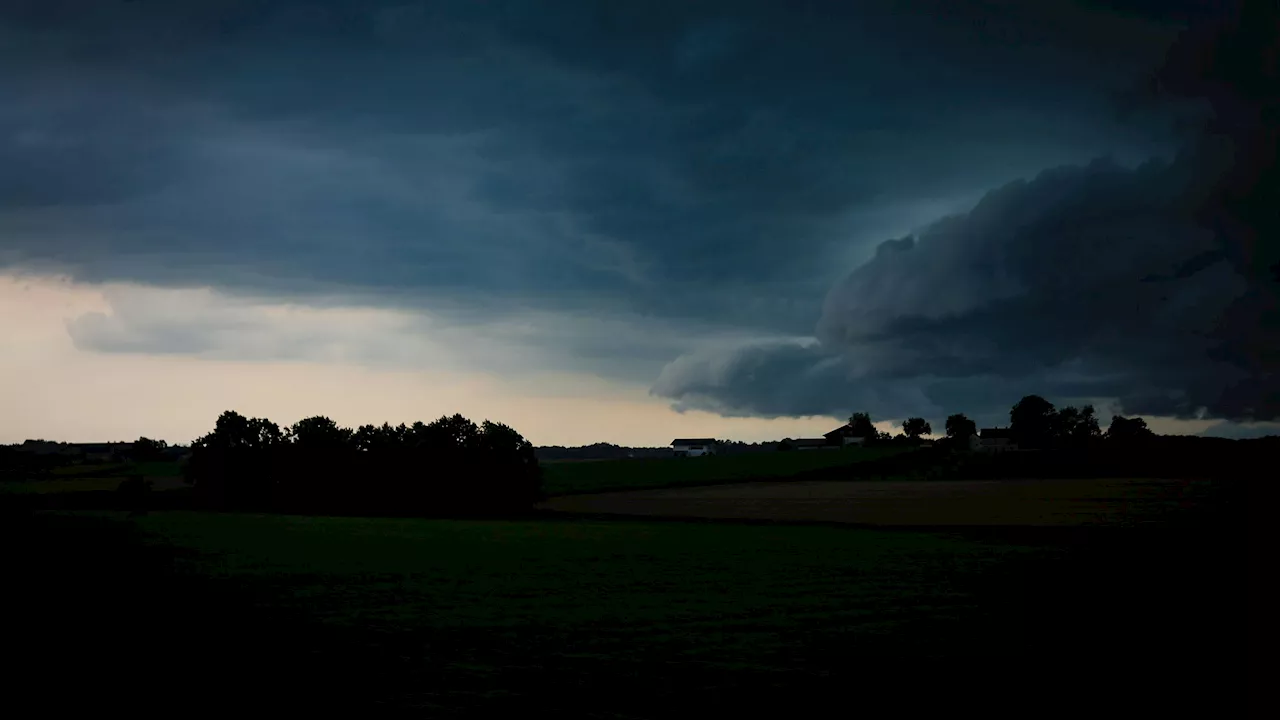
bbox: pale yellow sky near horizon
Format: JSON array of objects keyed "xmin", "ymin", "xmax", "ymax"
[
  {"xmin": 1, "ymin": 273, "xmax": 865, "ymax": 446},
  {"xmin": 1, "ymin": 273, "xmax": 1221, "ymax": 446}
]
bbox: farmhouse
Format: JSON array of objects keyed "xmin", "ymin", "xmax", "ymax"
[
  {"xmin": 823, "ymin": 423, "xmax": 871, "ymax": 446},
  {"xmin": 671, "ymin": 438, "xmax": 718, "ymax": 457},
  {"xmin": 973, "ymin": 428, "xmax": 1018, "ymax": 453}
]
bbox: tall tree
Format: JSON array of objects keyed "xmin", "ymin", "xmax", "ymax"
[
  {"xmin": 423, "ymin": 414, "xmax": 481, "ymax": 452},
  {"xmin": 1055, "ymin": 405, "xmax": 1081, "ymax": 439},
  {"xmin": 186, "ymin": 411, "xmax": 286, "ymax": 509},
  {"xmin": 1053, "ymin": 405, "xmax": 1102, "ymax": 446},
  {"xmin": 1107, "ymin": 415, "xmax": 1154, "ymax": 443},
  {"xmin": 131, "ymin": 436, "xmax": 168, "ymax": 461},
  {"xmin": 847, "ymin": 412, "xmax": 876, "ymax": 438},
  {"xmin": 902, "ymin": 417, "xmax": 932, "ymax": 439},
  {"xmin": 1010, "ymin": 395, "xmax": 1057, "ymax": 448},
  {"xmin": 945, "ymin": 413, "xmax": 977, "ymax": 440},
  {"xmin": 289, "ymin": 416, "xmax": 353, "ymax": 451},
  {"xmin": 1072, "ymin": 405, "xmax": 1102, "ymax": 443},
  {"xmin": 197, "ymin": 410, "xmax": 286, "ymax": 452},
  {"xmin": 354, "ymin": 422, "xmax": 407, "ymax": 453}
]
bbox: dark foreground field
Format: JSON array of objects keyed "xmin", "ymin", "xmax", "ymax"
[
  {"xmin": 3, "ymin": 478, "xmax": 1249, "ymax": 717},
  {"xmin": 539, "ymin": 446, "xmax": 909, "ymax": 495},
  {"xmin": 539, "ymin": 477, "xmax": 1216, "ymax": 526}
]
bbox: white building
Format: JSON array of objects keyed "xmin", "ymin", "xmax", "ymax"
[
  {"xmin": 972, "ymin": 428, "xmax": 1018, "ymax": 453},
  {"xmin": 671, "ymin": 438, "xmax": 718, "ymax": 457}
]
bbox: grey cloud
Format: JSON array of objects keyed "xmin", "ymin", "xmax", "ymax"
[
  {"xmin": 0, "ymin": 89, "xmax": 197, "ymax": 209},
  {"xmin": 0, "ymin": 0, "xmax": 1187, "ymax": 354},
  {"xmin": 650, "ymin": 335, "xmax": 1137, "ymax": 428},
  {"xmin": 64, "ymin": 284, "xmax": 765, "ymax": 384},
  {"xmin": 654, "ymin": 148, "xmax": 1279, "ymax": 422},
  {"xmin": 654, "ymin": 2, "xmax": 1279, "ymax": 424}
]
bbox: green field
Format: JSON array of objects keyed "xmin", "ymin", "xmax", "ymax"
[
  {"xmin": 540, "ymin": 446, "xmax": 908, "ymax": 496},
  {"xmin": 1, "ymin": 460, "xmax": 185, "ymax": 494},
  {"xmin": 133, "ymin": 511, "xmax": 1027, "ymax": 642},
  {"xmin": 48, "ymin": 510, "xmax": 1046, "ymax": 709},
  {"xmin": 6, "ymin": 495, "xmax": 1245, "ymax": 714},
  {"xmin": 6, "ymin": 452, "xmax": 895, "ymax": 498}
]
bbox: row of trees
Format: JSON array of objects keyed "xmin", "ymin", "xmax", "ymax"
[
  {"xmin": 844, "ymin": 411, "xmax": 933, "ymax": 444},
  {"xmin": 186, "ymin": 411, "xmax": 541, "ymax": 515},
  {"xmin": 131, "ymin": 437, "xmax": 171, "ymax": 462},
  {"xmin": 849, "ymin": 395, "xmax": 1156, "ymax": 450},
  {"xmin": 1002, "ymin": 395, "xmax": 1154, "ymax": 449}
]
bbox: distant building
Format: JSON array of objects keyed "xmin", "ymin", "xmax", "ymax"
[
  {"xmin": 671, "ymin": 438, "xmax": 718, "ymax": 457},
  {"xmin": 823, "ymin": 423, "xmax": 870, "ymax": 446},
  {"xmin": 974, "ymin": 428, "xmax": 1018, "ymax": 453}
]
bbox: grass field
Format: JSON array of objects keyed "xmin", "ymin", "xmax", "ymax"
[
  {"xmin": 0, "ymin": 460, "xmax": 185, "ymax": 494},
  {"xmin": 6, "ymin": 452, "xmax": 894, "ymax": 498},
  {"xmin": 5, "ymin": 487, "xmax": 1247, "ymax": 714},
  {"xmin": 540, "ymin": 477, "xmax": 1214, "ymax": 527},
  {"xmin": 540, "ymin": 446, "xmax": 908, "ymax": 496},
  {"xmin": 13, "ymin": 510, "xmax": 1045, "ymax": 711}
]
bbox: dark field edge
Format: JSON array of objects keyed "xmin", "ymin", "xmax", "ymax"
[
  {"xmin": 541, "ymin": 439, "xmax": 1274, "ymax": 498},
  {"xmin": 533, "ymin": 474, "xmax": 1250, "ymax": 539},
  {"xmin": 1, "ymin": 480, "xmax": 1255, "ymax": 717},
  {"xmin": 540, "ymin": 450, "xmax": 916, "ymax": 497}
]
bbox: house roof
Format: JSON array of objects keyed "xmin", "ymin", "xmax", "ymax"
[
  {"xmin": 823, "ymin": 424, "xmax": 870, "ymax": 439},
  {"xmin": 979, "ymin": 428, "xmax": 1015, "ymax": 439},
  {"xmin": 671, "ymin": 438, "xmax": 718, "ymax": 446}
]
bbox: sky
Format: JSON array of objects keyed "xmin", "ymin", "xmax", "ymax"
[{"xmin": 2, "ymin": 0, "xmax": 1277, "ymax": 445}]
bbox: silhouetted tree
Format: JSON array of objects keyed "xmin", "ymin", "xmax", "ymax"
[
  {"xmin": 474, "ymin": 420, "xmax": 542, "ymax": 508},
  {"xmin": 289, "ymin": 416, "xmax": 353, "ymax": 451},
  {"xmin": 186, "ymin": 411, "xmax": 288, "ymax": 509},
  {"xmin": 902, "ymin": 417, "xmax": 932, "ymax": 440},
  {"xmin": 131, "ymin": 437, "xmax": 168, "ymax": 462},
  {"xmin": 1108, "ymin": 415, "xmax": 1154, "ymax": 443},
  {"xmin": 1010, "ymin": 395, "xmax": 1057, "ymax": 449},
  {"xmin": 1053, "ymin": 404, "xmax": 1102, "ymax": 446},
  {"xmin": 944, "ymin": 413, "xmax": 977, "ymax": 448},
  {"xmin": 354, "ymin": 423, "xmax": 408, "ymax": 453},
  {"xmin": 1077, "ymin": 406, "xmax": 1100, "ymax": 440},
  {"xmin": 848, "ymin": 412, "xmax": 876, "ymax": 438},
  {"xmin": 186, "ymin": 409, "xmax": 542, "ymax": 515}
]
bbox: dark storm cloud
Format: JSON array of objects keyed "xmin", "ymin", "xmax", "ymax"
[
  {"xmin": 654, "ymin": 1, "xmax": 1279, "ymax": 423},
  {"xmin": 655, "ymin": 154, "xmax": 1271, "ymax": 422},
  {"xmin": 1, "ymin": 0, "xmax": 1187, "ymax": 357}
]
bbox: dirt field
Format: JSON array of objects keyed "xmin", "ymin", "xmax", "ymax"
[{"xmin": 539, "ymin": 477, "xmax": 1206, "ymax": 526}]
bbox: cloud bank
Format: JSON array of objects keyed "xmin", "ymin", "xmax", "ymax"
[
  {"xmin": 0, "ymin": 1, "xmax": 1185, "ymax": 374},
  {"xmin": 654, "ymin": 151, "xmax": 1277, "ymax": 423},
  {"xmin": 654, "ymin": 2, "xmax": 1278, "ymax": 425}
]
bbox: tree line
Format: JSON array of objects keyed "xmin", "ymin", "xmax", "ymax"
[
  {"xmin": 847, "ymin": 394, "xmax": 1156, "ymax": 449},
  {"xmin": 185, "ymin": 411, "xmax": 541, "ymax": 515}
]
